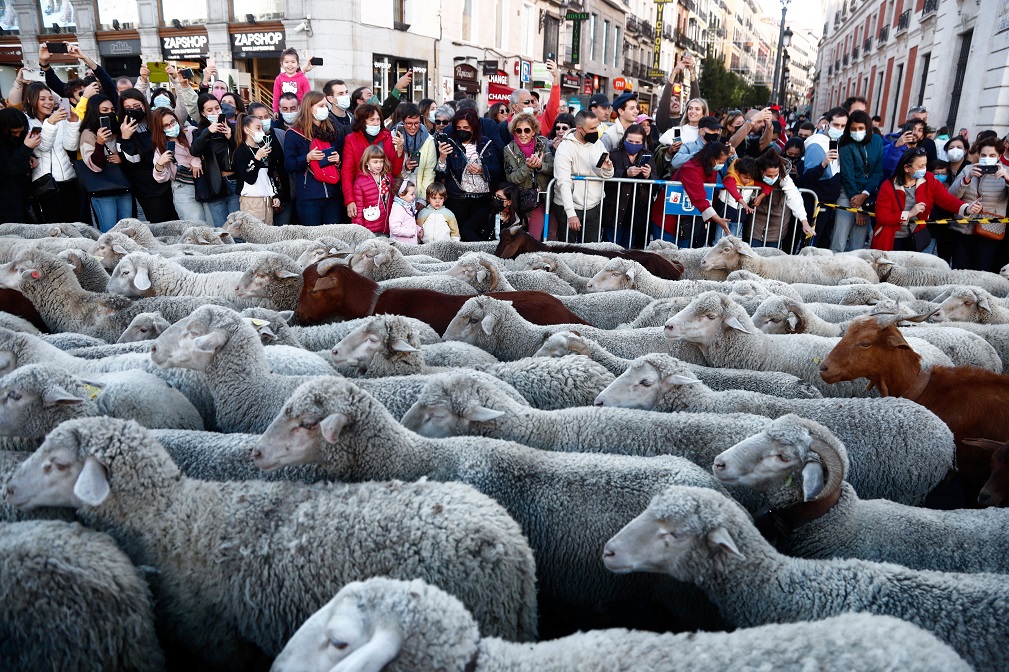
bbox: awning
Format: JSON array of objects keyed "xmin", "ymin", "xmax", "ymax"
[{"xmin": 488, "ymin": 81, "xmax": 514, "ymax": 104}]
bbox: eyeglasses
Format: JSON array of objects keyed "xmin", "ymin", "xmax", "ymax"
[
  {"xmin": 514, "ymin": 128, "xmax": 533, "ymax": 135},
  {"xmin": 727, "ymin": 110, "xmax": 742, "ymax": 116},
  {"xmin": 434, "ymin": 119, "xmax": 451, "ymax": 126}
]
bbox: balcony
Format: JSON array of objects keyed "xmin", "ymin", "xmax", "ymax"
[
  {"xmin": 922, "ymin": 0, "xmax": 938, "ymax": 18},
  {"xmin": 626, "ymin": 15, "xmax": 640, "ymax": 35},
  {"xmin": 843, "ymin": 54, "xmax": 849, "ymax": 66},
  {"xmin": 641, "ymin": 21, "xmax": 654, "ymax": 40},
  {"xmin": 835, "ymin": 59, "xmax": 841, "ymax": 71},
  {"xmin": 662, "ymin": 26, "xmax": 674, "ymax": 40},
  {"xmin": 878, "ymin": 25, "xmax": 889, "ymax": 45},
  {"xmin": 863, "ymin": 36, "xmax": 872, "ymax": 51},
  {"xmin": 896, "ymin": 9, "xmax": 911, "ymax": 32}
]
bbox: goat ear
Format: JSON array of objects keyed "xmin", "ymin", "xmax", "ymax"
[
  {"xmin": 480, "ymin": 314, "xmax": 497, "ymax": 336},
  {"xmin": 312, "ymin": 276, "xmax": 340, "ymax": 292},
  {"xmin": 707, "ymin": 526, "xmax": 745, "ymax": 560},
  {"xmin": 42, "ymin": 385, "xmax": 87, "ymax": 406},
  {"xmin": 133, "ymin": 265, "xmax": 151, "ymax": 291},
  {"xmin": 978, "ymin": 296, "xmax": 992, "ymax": 313},
  {"xmin": 884, "ymin": 331, "xmax": 913, "ymax": 350},
  {"xmin": 73, "ymin": 456, "xmax": 110, "ymax": 507},
  {"xmin": 274, "ymin": 269, "xmax": 300, "ymax": 280},
  {"xmin": 463, "ymin": 405, "xmax": 505, "ymax": 422},
  {"xmin": 665, "ymin": 373, "xmax": 702, "ymax": 386},
  {"xmin": 192, "ymin": 331, "xmax": 227, "ymax": 353},
  {"xmin": 724, "ymin": 315, "xmax": 751, "ymax": 333},
  {"xmin": 389, "ymin": 337, "xmax": 419, "ymax": 353},
  {"xmin": 801, "ymin": 462, "xmax": 825, "ymax": 501},
  {"xmin": 319, "ymin": 412, "xmax": 349, "ymax": 443}
]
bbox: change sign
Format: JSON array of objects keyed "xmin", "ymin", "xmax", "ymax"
[{"xmin": 231, "ymin": 30, "xmax": 286, "ymax": 58}]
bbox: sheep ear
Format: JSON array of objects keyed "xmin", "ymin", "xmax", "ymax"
[
  {"xmin": 192, "ymin": 331, "xmax": 227, "ymax": 353},
  {"xmin": 278, "ymin": 310, "xmax": 295, "ymax": 324},
  {"xmin": 707, "ymin": 526, "xmax": 745, "ymax": 560},
  {"xmin": 42, "ymin": 385, "xmax": 87, "ymax": 406},
  {"xmin": 73, "ymin": 456, "xmax": 110, "ymax": 507},
  {"xmin": 389, "ymin": 338, "xmax": 419, "ymax": 353},
  {"xmin": 625, "ymin": 267, "xmax": 636, "ymax": 282},
  {"xmin": 133, "ymin": 265, "xmax": 151, "ymax": 291},
  {"xmin": 480, "ymin": 314, "xmax": 497, "ymax": 336},
  {"xmin": 274, "ymin": 269, "xmax": 300, "ymax": 279},
  {"xmin": 664, "ymin": 373, "xmax": 702, "ymax": 386},
  {"xmin": 111, "ymin": 244, "xmax": 129, "ymax": 254},
  {"xmin": 801, "ymin": 462, "xmax": 825, "ymax": 502},
  {"xmin": 724, "ymin": 315, "xmax": 751, "ymax": 333},
  {"xmin": 373, "ymin": 251, "xmax": 391, "ymax": 268},
  {"xmin": 785, "ymin": 313, "xmax": 799, "ymax": 332},
  {"xmin": 738, "ymin": 245, "xmax": 758, "ymax": 258},
  {"xmin": 978, "ymin": 296, "xmax": 992, "ymax": 313},
  {"xmin": 319, "ymin": 413, "xmax": 349, "ymax": 443},
  {"xmin": 331, "ymin": 627, "xmax": 403, "ymax": 672},
  {"xmin": 464, "ymin": 405, "xmax": 505, "ymax": 422}
]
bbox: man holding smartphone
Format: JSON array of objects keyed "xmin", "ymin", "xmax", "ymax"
[
  {"xmin": 394, "ymin": 104, "xmax": 428, "ymax": 183},
  {"xmin": 553, "ymin": 110, "xmax": 614, "ymax": 243}
]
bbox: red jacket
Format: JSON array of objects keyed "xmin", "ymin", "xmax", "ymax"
[
  {"xmin": 351, "ymin": 172, "xmax": 392, "ymax": 233},
  {"xmin": 872, "ymin": 172, "xmax": 966, "ymax": 250},
  {"xmin": 341, "ymin": 128, "xmax": 405, "ymax": 206},
  {"xmin": 650, "ymin": 158, "xmax": 718, "ymax": 235}
]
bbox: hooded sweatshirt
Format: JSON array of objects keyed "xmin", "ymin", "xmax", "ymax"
[{"xmin": 552, "ymin": 129, "xmax": 615, "ymax": 218}]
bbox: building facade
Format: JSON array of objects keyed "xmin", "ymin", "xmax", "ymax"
[{"xmin": 813, "ymin": 0, "xmax": 1009, "ymax": 133}]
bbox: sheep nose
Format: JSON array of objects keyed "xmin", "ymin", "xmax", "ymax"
[
  {"xmin": 713, "ymin": 459, "xmax": 726, "ymax": 471},
  {"xmin": 602, "ymin": 547, "xmax": 615, "ymax": 559},
  {"xmin": 149, "ymin": 344, "xmax": 157, "ymax": 353},
  {"xmin": 593, "ymin": 398, "xmax": 604, "ymax": 406}
]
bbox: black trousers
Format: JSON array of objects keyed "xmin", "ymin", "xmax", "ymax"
[
  {"xmin": 38, "ymin": 179, "xmax": 80, "ymax": 223},
  {"xmin": 448, "ymin": 194, "xmax": 492, "ymax": 241},
  {"xmin": 950, "ymin": 231, "xmax": 1000, "ymax": 272},
  {"xmin": 136, "ymin": 193, "xmax": 179, "ymax": 224}
]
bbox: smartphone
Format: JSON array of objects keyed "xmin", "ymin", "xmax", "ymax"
[
  {"xmin": 673, "ymin": 126, "xmax": 681, "ymax": 140},
  {"xmin": 28, "ymin": 127, "xmax": 41, "ymax": 138},
  {"xmin": 322, "ymin": 147, "xmax": 339, "ymax": 163},
  {"xmin": 828, "ymin": 140, "xmax": 839, "ymax": 151},
  {"xmin": 99, "ymin": 115, "xmax": 112, "ymax": 132},
  {"xmin": 436, "ymin": 132, "xmax": 449, "ymax": 145},
  {"xmin": 639, "ymin": 154, "xmax": 652, "ymax": 165},
  {"xmin": 23, "ymin": 68, "xmax": 46, "ymax": 83},
  {"xmin": 596, "ymin": 152, "xmax": 609, "ymax": 169},
  {"xmin": 981, "ymin": 164, "xmax": 1000, "ymax": 175},
  {"xmin": 166, "ymin": 140, "xmax": 175, "ymax": 153},
  {"xmin": 310, "ymin": 57, "xmax": 323, "ymax": 66},
  {"xmin": 46, "ymin": 41, "xmax": 69, "ymax": 54},
  {"xmin": 410, "ymin": 150, "xmax": 421, "ymax": 161},
  {"xmin": 546, "ymin": 51, "xmax": 555, "ymax": 61},
  {"xmin": 180, "ymin": 67, "xmax": 194, "ymax": 79}
]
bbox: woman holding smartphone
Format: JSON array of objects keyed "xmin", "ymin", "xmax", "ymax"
[
  {"xmin": 78, "ymin": 94, "xmax": 132, "ymax": 232},
  {"xmin": 151, "ymin": 108, "xmax": 206, "ymax": 222},
  {"xmin": 118, "ymin": 89, "xmax": 178, "ymax": 222},
  {"xmin": 190, "ymin": 93, "xmax": 237, "ymax": 226},
  {"xmin": 234, "ymin": 115, "xmax": 281, "ymax": 225},
  {"xmin": 503, "ymin": 112, "xmax": 553, "ymax": 239},
  {"xmin": 946, "ymin": 137, "xmax": 1008, "ymax": 270},
  {"xmin": 24, "ymin": 81, "xmax": 81, "ymax": 223},
  {"xmin": 283, "ymin": 91, "xmax": 344, "ymax": 225}
]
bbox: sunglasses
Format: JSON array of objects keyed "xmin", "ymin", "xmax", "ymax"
[
  {"xmin": 514, "ymin": 128, "xmax": 533, "ymax": 134},
  {"xmin": 433, "ymin": 119, "xmax": 451, "ymax": 126},
  {"xmin": 554, "ymin": 125, "xmax": 570, "ymax": 132}
]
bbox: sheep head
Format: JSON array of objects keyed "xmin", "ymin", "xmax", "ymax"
[
  {"xmin": 448, "ymin": 254, "xmax": 500, "ymax": 292},
  {"xmin": 350, "ymin": 239, "xmax": 396, "ymax": 278},
  {"xmin": 93, "ymin": 232, "xmax": 141, "ymax": 270},
  {"xmin": 221, "ymin": 211, "xmax": 259, "ymax": 237},
  {"xmin": 585, "ymin": 258, "xmax": 641, "ymax": 293},
  {"xmin": 331, "ymin": 315, "xmax": 420, "ymax": 370},
  {"xmin": 179, "ymin": 226, "xmax": 231, "ymax": 246},
  {"xmin": 712, "ymin": 414, "xmax": 848, "ymax": 505},
  {"xmin": 400, "ymin": 374, "xmax": 508, "ymax": 438},
  {"xmin": 603, "ymin": 485, "xmax": 748, "ymax": 579},
  {"xmin": 534, "ymin": 330, "xmax": 589, "ymax": 358},
  {"xmin": 107, "ymin": 254, "xmax": 154, "ymax": 298},
  {"xmin": 117, "ymin": 312, "xmax": 170, "ymax": 344},
  {"xmin": 235, "ymin": 254, "xmax": 302, "ymax": 300},
  {"xmin": 594, "ymin": 354, "xmax": 701, "ymax": 410},
  {"xmin": 968, "ymin": 438, "xmax": 1009, "ymax": 507},
  {"xmin": 664, "ymin": 292, "xmax": 753, "ymax": 350},
  {"xmin": 525, "ymin": 253, "xmax": 558, "ymax": 273},
  {"xmin": 271, "ymin": 578, "xmax": 480, "ymax": 672},
  {"xmin": 442, "ymin": 296, "xmax": 512, "ymax": 344},
  {"xmin": 150, "ymin": 306, "xmax": 238, "ymax": 371},
  {"xmin": 700, "ymin": 236, "xmax": 754, "ymax": 272},
  {"xmin": 0, "ymin": 364, "xmax": 95, "ymax": 438},
  {"xmin": 932, "ymin": 287, "xmax": 992, "ymax": 323}
]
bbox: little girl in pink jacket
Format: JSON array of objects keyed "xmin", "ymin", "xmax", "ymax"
[{"xmin": 389, "ymin": 180, "xmax": 421, "ymax": 244}]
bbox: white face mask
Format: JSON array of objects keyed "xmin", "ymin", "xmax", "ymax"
[
  {"xmin": 947, "ymin": 148, "xmax": 965, "ymax": 162},
  {"xmin": 521, "ymin": 106, "xmax": 535, "ymax": 116},
  {"xmin": 335, "ymin": 95, "xmax": 351, "ymax": 110},
  {"xmin": 826, "ymin": 126, "xmax": 844, "ymax": 140},
  {"xmin": 250, "ymin": 130, "xmax": 265, "ymax": 144},
  {"xmin": 978, "ymin": 156, "xmax": 999, "ymax": 166},
  {"xmin": 849, "ymin": 130, "xmax": 866, "ymax": 142},
  {"xmin": 281, "ymin": 111, "xmax": 297, "ymax": 125},
  {"xmin": 313, "ymin": 106, "xmax": 330, "ymax": 122},
  {"xmin": 713, "ymin": 162, "xmax": 725, "ymax": 171},
  {"xmin": 429, "ymin": 111, "xmax": 437, "ymax": 123},
  {"xmin": 365, "ymin": 124, "xmax": 381, "ymax": 137}
]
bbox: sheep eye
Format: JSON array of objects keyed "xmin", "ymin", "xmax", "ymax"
[
  {"xmin": 139, "ymin": 328, "xmax": 148, "ymax": 334},
  {"xmin": 776, "ymin": 454, "xmax": 791, "ymax": 462},
  {"xmin": 7, "ymin": 390, "xmax": 20, "ymax": 401},
  {"xmin": 639, "ymin": 379, "xmax": 652, "ymax": 387},
  {"xmin": 469, "ymin": 317, "xmax": 479, "ymax": 324},
  {"xmin": 54, "ymin": 462, "xmax": 69, "ymax": 471},
  {"xmin": 706, "ymin": 314, "xmax": 717, "ymax": 320},
  {"xmin": 329, "ymin": 639, "xmax": 349, "ymax": 650},
  {"xmin": 299, "ymin": 419, "xmax": 318, "ymax": 430}
]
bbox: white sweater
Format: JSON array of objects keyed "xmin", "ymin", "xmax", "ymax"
[
  {"xmin": 552, "ymin": 130, "xmax": 615, "ymax": 218},
  {"xmin": 29, "ymin": 117, "xmax": 81, "ymax": 183}
]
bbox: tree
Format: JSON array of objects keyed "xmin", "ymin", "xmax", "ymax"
[{"xmin": 698, "ymin": 55, "xmax": 772, "ymax": 113}]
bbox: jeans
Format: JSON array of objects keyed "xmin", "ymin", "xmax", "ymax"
[
  {"xmin": 273, "ymin": 201, "xmax": 294, "ymax": 225},
  {"xmin": 90, "ymin": 192, "xmax": 133, "ymax": 233},
  {"xmin": 714, "ymin": 218, "xmax": 743, "ymax": 243},
  {"xmin": 830, "ymin": 192, "xmax": 869, "ymax": 253},
  {"xmin": 296, "ymin": 197, "xmax": 343, "ymax": 226},
  {"xmin": 204, "ymin": 196, "xmax": 232, "ymax": 228},
  {"xmin": 225, "ymin": 176, "xmax": 241, "ymax": 214},
  {"xmin": 171, "ymin": 181, "xmax": 206, "ymax": 222}
]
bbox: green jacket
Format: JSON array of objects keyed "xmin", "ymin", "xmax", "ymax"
[{"xmin": 503, "ymin": 136, "xmax": 554, "ymax": 191}]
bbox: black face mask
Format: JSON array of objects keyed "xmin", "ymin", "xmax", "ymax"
[
  {"xmin": 124, "ymin": 108, "xmax": 146, "ymax": 123},
  {"xmin": 454, "ymin": 129, "xmax": 473, "ymax": 143},
  {"xmin": 703, "ymin": 132, "xmax": 721, "ymax": 143},
  {"xmin": 582, "ymin": 130, "xmax": 600, "ymax": 144},
  {"xmin": 490, "ymin": 196, "xmax": 508, "ymax": 212}
]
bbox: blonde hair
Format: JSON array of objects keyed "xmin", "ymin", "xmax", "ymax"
[
  {"xmin": 360, "ymin": 144, "xmax": 391, "ymax": 175},
  {"xmin": 508, "ymin": 112, "xmax": 540, "ymax": 136},
  {"xmin": 680, "ymin": 97, "xmax": 709, "ymax": 127}
]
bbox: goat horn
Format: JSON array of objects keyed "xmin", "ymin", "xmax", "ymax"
[
  {"xmin": 316, "ymin": 257, "xmax": 346, "ymax": 276},
  {"xmin": 875, "ymin": 306, "xmax": 940, "ymax": 327}
]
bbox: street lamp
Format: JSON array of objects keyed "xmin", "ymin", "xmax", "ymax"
[
  {"xmin": 779, "ymin": 48, "xmax": 791, "ymax": 107},
  {"xmin": 770, "ymin": 0, "xmax": 791, "ymax": 105}
]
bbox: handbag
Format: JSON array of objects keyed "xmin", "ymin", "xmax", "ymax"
[
  {"xmin": 73, "ymin": 159, "xmax": 131, "ymax": 195},
  {"xmin": 973, "ymin": 211, "xmax": 1007, "ymax": 241},
  {"xmin": 910, "ymin": 225, "xmax": 932, "ymax": 251},
  {"xmin": 362, "ymin": 205, "xmax": 381, "ymax": 221},
  {"xmin": 29, "ymin": 173, "xmax": 58, "ymax": 200},
  {"xmin": 309, "ymin": 138, "xmax": 340, "ymax": 185}
]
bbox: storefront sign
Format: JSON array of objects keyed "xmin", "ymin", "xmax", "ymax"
[
  {"xmin": 98, "ymin": 39, "xmax": 141, "ymax": 57},
  {"xmin": 582, "ymin": 79, "xmax": 593, "ymax": 95},
  {"xmin": 562, "ymin": 73, "xmax": 580, "ymax": 89},
  {"xmin": 231, "ymin": 30, "xmax": 286, "ymax": 59},
  {"xmin": 454, "ymin": 63, "xmax": 478, "ymax": 82},
  {"xmin": 520, "ymin": 60, "xmax": 531, "ymax": 83},
  {"xmin": 487, "ymin": 69, "xmax": 513, "ymax": 104},
  {"xmin": 481, "ymin": 60, "xmax": 497, "ymax": 76},
  {"xmin": 161, "ymin": 33, "xmax": 209, "ymax": 60},
  {"xmin": 0, "ymin": 44, "xmax": 23, "ymax": 63},
  {"xmin": 613, "ymin": 77, "xmax": 626, "ymax": 91}
]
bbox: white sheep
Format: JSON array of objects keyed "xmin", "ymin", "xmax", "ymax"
[
  {"xmin": 873, "ymin": 256, "xmax": 1009, "ymax": 296},
  {"xmin": 712, "ymin": 414, "xmax": 1009, "ymax": 573},
  {"xmin": 646, "ymin": 242, "xmax": 728, "ymax": 281},
  {"xmin": 178, "ymin": 225, "xmax": 233, "ymax": 246},
  {"xmin": 107, "ymin": 252, "xmax": 247, "ymax": 301},
  {"xmin": 7, "ymin": 417, "xmax": 538, "ymax": 669},
  {"xmin": 347, "ymin": 238, "xmax": 453, "ymax": 279},
  {"xmin": 0, "ymin": 519, "xmax": 165, "ymax": 671},
  {"xmin": 701, "ymin": 236, "xmax": 878, "ymax": 284},
  {"xmin": 117, "ymin": 311, "xmax": 170, "ymax": 343},
  {"xmin": 584, "ymin": 257, "xmax": 722, "ymax": 297},
  {"xmin": 254, "ymin": 376, "xmax": 730, "ymax": 636},
  {"xmin": 447, "ymin": 252, "xmax": 577, "ymax": 295},
  {"xmin": 788, "ymin": 281, "xmax": 914, "ymax": 304},
  {"xmin": 273, "ymin": 577, "xmax": 971, "ymax": 672},
  {"xmin": 594, "ymin": 354, "xmax": 954, "ymax": 504},
  {"xmin": 222, "ymin": 210, "xmax": 375, "ymax": 246},
  {"xmin": 556, "ymin": 290, "xmax": 658, "ymax": 329},
  {"xmin": 848, "ymin": 248, "xmax": 950, "ymax": 271},
  {"xmin": 932, "ymin": 286, "xmax": 1009, "ymax": 324},
  {"xmin": 520, "ymin": 251, "xmax": 594, "ymax": 291},
  {"xmin": 58, "ymin": 247, "xmax": 110, "ymax": 292},
  {"xmin": 663, "ymin": 292, "xmax": 952, "ymax": 397},
  {"xmin": 93, "ymin": 230, "xmax": 146, "ymax": 270},
  {"xmin": 603, "ymin": 485, "xmax": 1009, "ymax": 672}
]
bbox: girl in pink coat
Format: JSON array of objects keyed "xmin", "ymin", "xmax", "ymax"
[
  {"xmin": 389, "ymin": 179, "xmax": 421, "ymax": 244},
  {"xmin": 352, "ymin": 145, "xmax": 393, "ymax": 234}
]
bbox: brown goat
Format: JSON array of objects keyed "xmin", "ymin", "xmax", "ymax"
[
  {"xmin": 295, "ymin": 258, "xmax": 591, "ymax": 335},
  {"xmin": 0, "ymin": 288, "xmax": 49, "ymax": 333},
  {"xmin": 819, "ymin": 312, "xmax": 1009, "ymax": 503},
  {"xmin": 494, "ymin": 225, "xmax": 685, "ymax": 281},
  {"xmin": 962, "ymin": 438, "xmax": 1009, "ymax": 508}
]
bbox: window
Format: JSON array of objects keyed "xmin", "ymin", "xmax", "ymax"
[
  {"xmin": 522, "ymin": 2, "xmax": 534, "ymax": 56},
  {"xmin": 162, "ymin": 0, "xmax": 208, "ymax": 27},
  {"xmin": 889, "ymin": 63, "xmax": 903, "ymax": 130},
  {"xmin": 96, "ymin": 0, "xmax": 139, "ymax": 30},
  {"xmin": 232, "ymin": 0, "xmax": 283, "ymax": 22},
  {"xmin": 495, "ymin": 0, "xmax": 507, "ymax": 49},
  {"xmin": 38, "ymin": 0, "xmax": 74, "ymax": 33},
  {"xmin": 373, "ymin": 55, "xmax": 428, "ymax": 103},
  {"xmin": 946, "ymin": 30, "xmax": 973, "ymax": 129},
  {"xmin": 613, "ymin": 26, "xmax": 621, "ymax": 67},
  {"xmin": 916, "ymin": 53, "xmax": 929, "ymax": 106},
  {"xmin": 394, "ymin": 0, "xmax": 405, "ymax": 24},
  {"xmin": 462, "ymin": 0, "xmax": 472, "ymax": 41},
  {"xmin": 589, "ymin": 14, "xmax": 597, "ymax": 61},
  {"xmin": 543, "ymin": 15, "xmax": 559, "ymax": 63},
  {"xmin": 874, "ymin": 70, "xmax": 884, "ymax": 111},
  {"xmin": 603, "ymin": 19, "xmax": 610, "ymax": 64}
]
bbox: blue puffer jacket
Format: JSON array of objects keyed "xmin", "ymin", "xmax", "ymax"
[{"xmin": 283, "ymin": 129, "xmax": 342, "ymax": 201}]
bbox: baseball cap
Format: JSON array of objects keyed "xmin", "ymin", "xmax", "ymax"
[
  {"xmin": 635, "ymin": 113, "xmax": 654, "ymax": 124},
  {"xmin": 698, "ymin": 116, "xmax": 723, "ymax": 131},
  {"xmin": 588, "ymin": 93, "xmax": 612, "ymax": 109},
  {"xmin": 612, "ymin": 92, "xmax": 638, "ymax": 111}
]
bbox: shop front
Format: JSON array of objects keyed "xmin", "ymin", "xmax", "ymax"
[
  {"xmin": 159, "ymin": 30, "xmax": 209, "ymax": 85},
  {"xmin": 0, "ymin": 42, "xmax": 20, "ymax": 96},
  {"xmin": 451, "ymin": 62, "xmax": 478, "ymax": 100},
  {"xmin": 231, "ymin": 26, "xmax": 286, "ymax": 106},
  {"xmin": 97, "ymin": 36, "xmax": 141, "ymax": 79},
  {"xmin": 373, "ymin": 54, "xmax": 429, "ymax": 104},
  {"xmin": 487, "ymin": 69, "xmax": 513, "ymax": 107}
]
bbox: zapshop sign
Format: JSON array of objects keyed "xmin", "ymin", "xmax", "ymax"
[
  {"xmin": 161, "ymin": 34, "xmax": 209, "ymax": 59},
  {"xmin": 232, "ymin": 30, "xmax": 286, "ymax": 58}
]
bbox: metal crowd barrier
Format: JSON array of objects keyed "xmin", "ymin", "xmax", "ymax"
[{"xmin": 533, "ymin": 176, "xmax": 822, "ymax": 254}]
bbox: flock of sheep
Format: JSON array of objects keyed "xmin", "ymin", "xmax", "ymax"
[{"xmin": 1, "ymin": 212, "xmax": 1008, "ymax": 672}]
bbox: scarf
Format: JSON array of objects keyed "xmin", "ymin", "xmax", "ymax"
[
  {"xmin": 515, "ymin": 134, "xmax": 536, "ymax": 159},
  {"xmin": 313, "ymin": 123, "xmax": 339, "ymax": 144},
  {"xmin": 394, "ymin": 195, "xmax": 416, "ymax": 216}
]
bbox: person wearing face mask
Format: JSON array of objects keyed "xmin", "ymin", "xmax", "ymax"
[
  {"xmin": 874, "ymin": 147, "xmax": 977, "ymax": 254},
  {"xmin": 749, "ymin": 149, "xmax": 812, "ymax": 250},
  {"xmin": 0, "ymin": 107, "xmax": 41, "ymax": 223},
  {"xmin": 435, "ymin": 107, "xmax": 503, "ymax": 241},
  {"xmin": 151, "ymin": 108, "xmax": 207, "ymax": 223},
  {"xmin": 247, "ymin": 102, "xmax": 292, "ymax": 224},
  {"xmin": 276, "ymin": 93, "xmax": 300, "ymax": 131},
  {"xmin": 189, "ymin": 93, "xmax": 237, "ymax": 226},
  {"xmin": 284, "ymin": 91, "xmax": 346, "ymax": 226},
  {"xmin": 602, "ymin": 123, "xmax": 654, "ymax": 248},
  {"xmin": 485, "ymin": 182, "xmax": 527, "ymax": 239},
  {"xmin": 552, "ymin": 110, "xmax": 614, "ymax": 243},
  {"xmin": 651, "ymin": 140, "xmax": 727, "ymax": 246},
  {"xmin": 803, "ymin": 106, "xmax": 847, "ymax": 248},
  {"xmin": 667, "ymin": 115, "xmax": 723, "ymax": 172},
  {"xmin": 323, "ymin": 79, "xmax": 352, "ymax": 130},
  {"xmin": 944, "ymin": 136, "xmax": 969, "ymax": 180},
  {"xmin": 351, "ymin": 72, "xmax": 413, "ymax": 120},
  {"xmin": 273, "ymin": 48, "xmax": 311, "ymax": 114},
  {"xmin": 136, "ymin": 63, "xmax": 197, "ymax": 124},
  {"xmin": 234, "ymin": 115, "xmax": 282, "ymax": 225},
  {"xmin": 832, "ymin": 110, "xmax": 885, "ymax": 253},
  {"xmin": 945, "ymin": 137, "xmax": 1009, "ymax": 270},
  {"xmin": 341, "ymin": 103, "xmax": 404, "ymax": 222},
  {"xmin": 77, "ymin": 94, "xmax": 132, "ymax": 232},
  {"xmin": 418, "ymin": 98, "xmax": 436, "ymax": 133}
]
